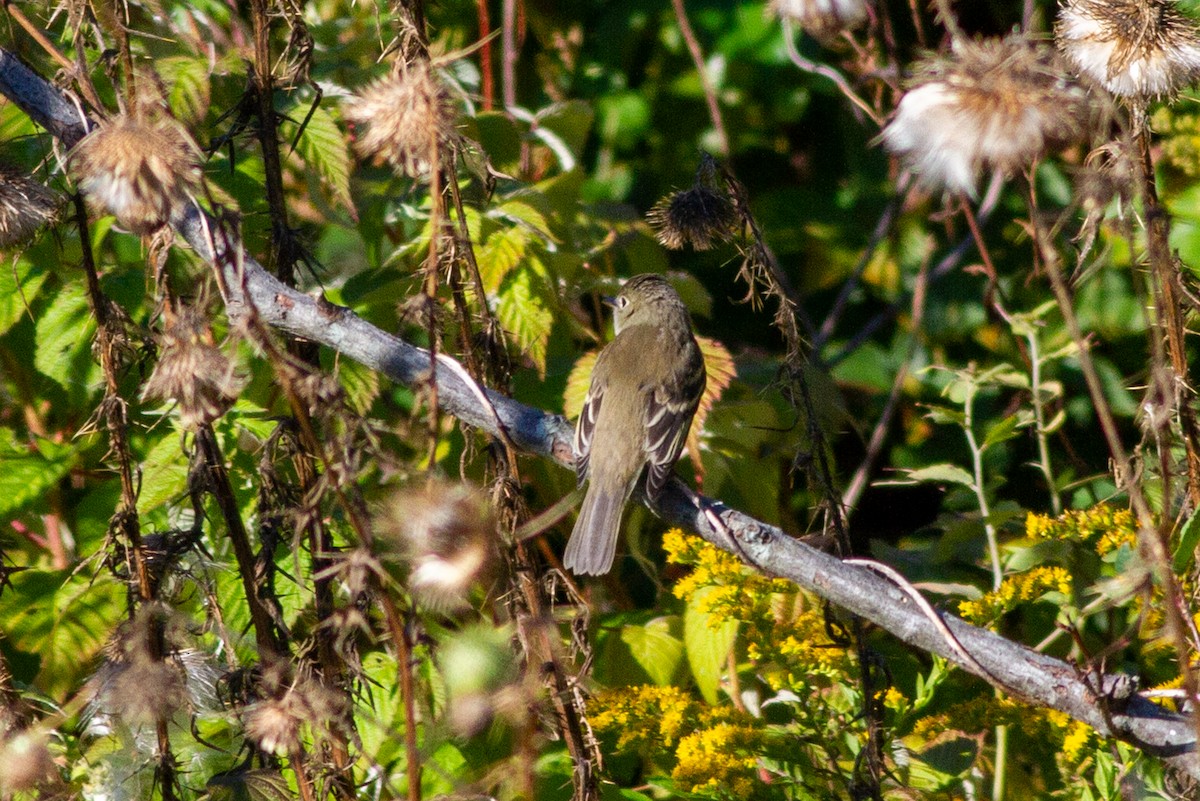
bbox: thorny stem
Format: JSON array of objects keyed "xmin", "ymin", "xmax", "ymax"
[
  {"xmin": 248, "ymin": 0, "xmax": 296, "ymax": 285},
  {"xmin": 670, "ymin": 0, "xmax": 730, "ymax": 155},
  {"xmin": 1132, "ymin": 108, "xmax": 1200, "ymax": 509},
  {"xmin": 74, "ymin": 194, "xmax": 178, "ymax": 801}
]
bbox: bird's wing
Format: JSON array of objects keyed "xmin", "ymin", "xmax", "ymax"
[
  {"xmin": 643, "ymin": 346, "xmax": 706, "ymax": 498},
  {"xmin": 574, "ymin": 381, "xmax": 603, "ymax": 486}
]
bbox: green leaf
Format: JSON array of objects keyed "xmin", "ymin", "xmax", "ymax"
[
  {"xmin": 496, "ymin": 266, "xmax": 555, "ymax": 377},
  {"xmin": 157, "ymin": 56, "xmax": 211, "ymax": 124},
  {"xmin": 479, "ymin": 225, "xmax": 534, "ymax": 293},
  {"xmin": 137, "ymin": 428, "xmax": 190, "ymax": 514},
  {"xmin": 283, "ymin": 100, "xmax": 353, "ymax": 212},
  {"xmin": 619, "ymin": 616, "xmax": 684, "ymax": 686},
  {"xmin": 0, "ymin": 428, "xmax": 75, "ymax": 517},
  {"xmin": 0, "ymin": 568, "xmax": 122, "ymax": 697},
  {"xmin": 1175, "ymin": 508, "xmax": 1200, "ymax": 573},
  {"xmin": 899, "ymin": 464, "xmax": 975, "ymax": 488},
  {"xmin": 206, "ymin": 769, "xmax": 292, "ymax": 801},
  {"xmin": 0, "ymin": 258, "xmax": 49, "ymax": 336},
  {"xmin": 684, "ymin": 585, "xmax": 738, "ymax": 704},
  {"xmin": 34, "ymin": 281, "xmax": 97, "ymax": 398},
  {"xmin": 338, "ymin": 357, "xmax": 382, "ymax": 414}
]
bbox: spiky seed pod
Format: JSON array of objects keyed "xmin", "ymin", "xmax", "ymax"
[
  {"xmin": 376, "ymin": 479, "xmax": 496, "ymax": 612},
  {"xmin": 142, "ymin": 305, "xmax": 245, "ymax": 429},
  {"xmin": 1057, "ymin": 0, "xmax": 1200, "ymax": 100},
  {"xmin": 0, "ymin": 163, "xmax": 61, "ymax": 248},
  {"xmin": 770, "ymin": 0, "xmax": 867, "ymax": 38},
  {"xmin": 343, "ymin": 61, "xmax": 459, "ymax": 178},
  {"xmin": 647, "ymin": 184, "xmax": 737, "ymax": 251},
  {"xmin": 881, "ymin": 36, "xmax": 1093, "ymax": 197},
  {"xmin": 69, "ymin": 116, "xmax": 200, "ymax": 234}
]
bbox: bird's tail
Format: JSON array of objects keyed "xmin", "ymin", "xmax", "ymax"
[{"xmin": 564, "ymin": 479, "xmax": 633, "ymax": 575}]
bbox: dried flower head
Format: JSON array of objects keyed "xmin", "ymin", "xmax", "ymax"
[
  {"xmin": 1057, "ymin": 0, "xmax": 1200, "ymax": 100},
  {"xmin": 343, "ymin": 61, "xmax": 459, "ymax": 178},
  {"xmin": 0, "ymin": 729, "xmax": 56, "ymax": 795},
  {"xmin": 770, "ymin": 0, "xmax": 867, "ymax": 38},
  {"xmin": 244, "ymin": 671, "xmax": 351, "ymax": 756},
  {"xmin": 142, "ymin": 304, "xmax": 244, "ymax": 429},
  {"xmin": 881, "ymin": 36, "xmax": 1092, "ymax": 197},
  {"xmin": 69, "ymin": 116, "xmax": 201, "ymax": 234},
  {"xmin": 89, "ymin": 605, "xmax": 192, "ymax": 729},
  {"xmin": 0, "ymin": 163, "xmax": 61, "ymax": 248},
  {"xmin": 376, "ymin": 479, "xmax": 496, "ymax": 612},
  {"xmin": 648, "ymin": 182, "xmax": 737, "ymax": 251}
]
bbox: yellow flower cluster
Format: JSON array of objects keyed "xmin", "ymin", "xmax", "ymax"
[
  {"xmin": 910, "ymin": 695, "xmax": 1071, "ymax": 744},
  {"xmin": 1025, "ymin": 505, "xmax": 1136, "ymax": 556},
  {"xmin": 957, "ymin": 566, "xmax": 1072, "ymax": 625},
  {"xmin": 1061, "ymin": 720, "xmax": 1094, "ymax": 766},
  {"xmin": 672, "ymin": 723, "xmax": 766, "ymax": 799},
  {"xmin": 588, "ymin": 685, "xmax": 710, "ymax": 755},
  {"xmin": 664, "ymin": 529, "xmax": 791, "ymax": 605},
  {"xmin": 1153, "ymin": 108, "xmax": 1200, "ymax": 178}
]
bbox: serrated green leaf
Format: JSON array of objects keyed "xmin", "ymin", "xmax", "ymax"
[
  {"xmin": 0, "ymin": 568, "xmax": 122, "ymax": 697},
  {"xmin": 479, "ymin": 225, "xmax": 534, "ymax": 293},
  {"xmin": 496, "ymin": 266, "xmax": 554, "ymax": 377},
  {"xmin": 337, "ymin": 357, "xmax": 382, "ymax": 414},
  {"xmin": 157, "ymin": 56, "xmax": 211, "ymax": 125},
  {"xmin": 563, "ymin": 349, "xmax": 597, "ymax": 421},
  {"xmin": 0, "ymin": 258, "xmax": 49, "ymax": 335},
  {"xmin": 0, "ymin": 428, "xmax": 75, "ymax": 517},
  {"xmin": 284, "ymin": 101, "xmax": 353, "ymax": 212},
  {"xmin": 137, "ymin": 428, "xmax": 190, "ymax": 514},
  {"xmin": 982, "ymin": 413, "xmax": 1024, "ymax": 448},
  {"xmin": 619, "ymin": 616, "xmax": 684, "ymax": 686},
  {"xmin": 493, "ymin": 196, "xmax": 559, "ymax": 243},
  {"xmin": 684, "ymin": 585, "xmax": 738, "ymax": 704},
  {"xmin": 34, "ymin": 281, "xmax": 97, "ymax": 397}
]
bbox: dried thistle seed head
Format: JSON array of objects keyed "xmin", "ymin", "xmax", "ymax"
[
  {"xmin": 142, "ymin": 305, "xmax": 245, "ymax": 429},
  {"xmin": 343, "ymin": 61, "xmax": 459, "ymax": 178},
  {"xmin": 90, "ymin": 604, "xmax": 191, "ymax": 727},
  {"xmin": 1057, "ymin": 0, "xmax": 1200, "ymax": 100},
  {"xmin": 244, "ymin": 697, "xmax": 301, "ymax": 756},
  {"xmin": 647, "ymin": 184, "xmax": 737, "ymax": 251},
  {"xmin": 69, "ymin": 116, "xmax": 200, "ymax": 234},
  {"xmin": 376, "ymin": 479, "xmax": 496, "ymax": 612},
  {"xmin": 770, "ymin": 0, "xmax": 868, "ymax": 38},
  {"xmin": 881, "ymin": 36, "xmax": 1092, "ymax": 197},
  {"xmin": 244, "ymin": 674, "xmax": 351, "ymax": 756},
  {"xmin": 0, "ymin": 163, "xmax": 61, "ymax": 248},
  {"xmin": 0, "ymin": 729, "xmax": 56, "ymax": 795}
]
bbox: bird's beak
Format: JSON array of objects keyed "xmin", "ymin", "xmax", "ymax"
[{"xmin": 601, "ymin": 295, "xmax": 618, "ymax": 308}]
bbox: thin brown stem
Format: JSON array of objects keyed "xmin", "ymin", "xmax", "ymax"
[{"xmin": 670, "ymin": 0, "xmax": 729, "ymax": 155}]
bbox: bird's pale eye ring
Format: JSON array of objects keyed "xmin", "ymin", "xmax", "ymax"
[{"xmin": 617, "ymin": 295, "xmax": 630, "ymax": 309}]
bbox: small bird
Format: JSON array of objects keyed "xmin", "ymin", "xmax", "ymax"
[{"xmin": 566, "ymin": 274, "xmax": 706, "ymax": 575}]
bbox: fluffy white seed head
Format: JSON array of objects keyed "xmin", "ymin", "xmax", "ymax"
[
  {"xmin": 882, "ymin": 37, "xmax": 1093, "ymax": 196},
  {"xmin": 1057, "ymin": 0, "xmax": 1200, "ymax": 99},
  {"xmin": 771, "ymin": 0, "xmax": 868, "ymax": 38}
]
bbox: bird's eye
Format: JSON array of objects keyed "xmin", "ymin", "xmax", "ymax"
[{"xmin": 617, "ymin": 295, "xmax": 630, "ymax": 309}]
